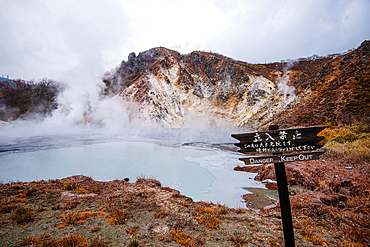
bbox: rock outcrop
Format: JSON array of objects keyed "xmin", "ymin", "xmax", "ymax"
[{"xmin": 103, "ymin": 41, "xmax": 370, "ymax": 129}]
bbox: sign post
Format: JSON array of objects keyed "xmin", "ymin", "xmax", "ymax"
[
  {"xmin": 269, "ymin": 125, "xmax": 295, "ymax": 247},
  {"xmin": 232, "ymin": 125, "xmax": 326, "ymax": 247}
]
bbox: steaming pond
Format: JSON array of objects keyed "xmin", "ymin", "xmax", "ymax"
[{"xmin": 0, "ymin": 136, "xmax": 266, "ymax": 208}]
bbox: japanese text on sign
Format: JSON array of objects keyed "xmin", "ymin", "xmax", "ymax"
[
  {"xmin": 253, "ymin": 130, "xmax": 302, "ymax": 142},
  {"xmin": 246, "ymin": 130, "xmax": 316, "ymax": 153},
  {"xmin": 232, "ymin": 126, "xmax": 326, "ymax": 154}
]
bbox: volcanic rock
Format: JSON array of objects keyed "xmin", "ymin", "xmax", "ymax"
[{"xmin": 103, "ymin": 41, "xmax": 370, "ymax": 129}]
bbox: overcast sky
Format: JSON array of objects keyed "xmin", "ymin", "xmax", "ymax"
[{"xmin": 1, "ymin": 0, "xmax": 369, "ymax": 81}]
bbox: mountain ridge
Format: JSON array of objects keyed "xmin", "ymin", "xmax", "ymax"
[{"xmin": 103, "ymin": 41, "xmax": 370, "ymax": 129}]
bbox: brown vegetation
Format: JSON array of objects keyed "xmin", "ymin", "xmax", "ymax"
[
  {"xmin": 0, "ymin": 78, "xmax": 61, "ymax": 121},
  {"xmin": 235, "ymin": 122, "xmax": 370, "ymax": 246},
  {"xmin": 1, "ymin": 174, "xmax": 318, "ymax": 246},
  {"xmin": 267, "ymin": 40, "xmax": 370, "ymax": 128}
]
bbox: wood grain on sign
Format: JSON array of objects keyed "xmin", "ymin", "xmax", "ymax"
[{"xmin": 232, "ymin": 126, "xmax": 326, "ymax": 154}]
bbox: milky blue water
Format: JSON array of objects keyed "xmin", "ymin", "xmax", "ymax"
[{"xmin": 0, "ymin": 136, "xmax": 265, "ymax": 208}]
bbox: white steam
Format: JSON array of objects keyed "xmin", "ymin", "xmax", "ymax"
[
  {"xmin": 0, "ymin": 71, "xmax": 237, "ymax": 144},
  {"xmin": 0, "ymin": 80, "xmax": 130, "ymax": 138},
  {"xmin": 276, "ymin": 60, "xmax": 296, "ymax": 107},
  {"xmin": 276, "ymin": 74, "xmax": 296, "ymax": 106},
  {"xmin": 49, "ymin": 72, "xmax": 129, "ymax": 131}
]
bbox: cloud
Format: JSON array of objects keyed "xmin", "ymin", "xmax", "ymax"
[
  {"xmin": 0, "ymin": 1, "xmax": 74, "ymax": 80},
  {"xmin": 0, "ymin": 0, "xmax": 128, "ymax": 80},
  {"xmin": 209, "ymin": 0, "xmax": 370, "ymax": 62},
  {"xmin": 0, "ymin": 0, "xmax": 369, "ymax": 80},
  {"xmin": 118, "ymin": 0, "xmax": 230, "ymax": 54}
]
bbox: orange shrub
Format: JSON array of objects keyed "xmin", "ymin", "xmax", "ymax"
[{"xmin": 193, "ymin": 215, "xmax": 221, "ymax": 230}]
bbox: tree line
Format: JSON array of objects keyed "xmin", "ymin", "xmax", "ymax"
[{"xmin": 0, "ymin": 78, "xmax": 63, "ymax": 121}]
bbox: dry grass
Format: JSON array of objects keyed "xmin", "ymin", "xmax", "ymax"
[
  {"xmin": 125, "ymin": 225, "xmax": 139, "ymax": 236},
  {"xmin": 108, "ymin": 208, "xmax": 129, "ymax": 225},
  {"xmin": 1, "ymin": 175, "xmax": 340, "ymax": 246},
  {"xmin": 135, "ymin": 175, "xmax": 161, "ymax": 187},
  {"xmin": 154, "ymin": 210, "xmax": 168, "ymax": 218},
  {"xmin": 11, "ymin": 207, "xmax": 34, "ymax": 224},
  {"xmin": 159, "ymin": 223, "xmax": 205, "ymax": 247},
  {"xmin": 20, "ymin": 233, "xmax": 108, "ymax": 247},
  {"xmin": 57, "ymin": 210, "xmax": 109, "ymax": 229},
  {"xmin": 128, "ymin": 239, "xmax": 142, "ymax": 247},
  {"xmin": 320, "ymin": 122, "xmax": 370, "ymax": 164},
  {"xmin": 227, "ymin": 233, "xmax": 249, "ymax": 247},
  {"xmin": 324, "ymin": 139, "xmax": 370, "ymax": 164},
  {"xmin": 195, "ymin": 207, "xmax": 215, "ymax": 215},
  {"xmin": 62, "ymin": 181, "xmax": 78, "ymax": 191},
  {"xmin": 291, "ymin": 122, "xmax": 370, "ymax": 245},
  {"xmin": 193, "ymin": 215, "xmax": 221, "ymax": 230}
]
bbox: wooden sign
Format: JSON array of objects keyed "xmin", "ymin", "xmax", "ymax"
[
  {"xmin": 239, "ymin": 150, "xmax": 326, "ymax": 165},
  {"xmin": 232, "ymin": 125, "xmax": 327, "ymax": 247},
  {"xmin": 232, "ymin": 126, "xmax": 325, "ymax": 154}
]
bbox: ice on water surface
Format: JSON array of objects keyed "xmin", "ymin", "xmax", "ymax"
[{"xmin": 0, "ymin": 133, "xmax": 264, "ymax": 208}]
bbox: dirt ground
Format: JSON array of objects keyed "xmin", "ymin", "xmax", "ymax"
[
  {"xmin": 235, "ymin": 155, "xmax": 370, "ymax": 247},
  {"xmin": 1, "ymin": 172, "xmax": 348, "ymax": 247}
]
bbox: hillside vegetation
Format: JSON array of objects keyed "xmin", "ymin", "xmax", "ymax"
[
  {"xmin": 0, "ymin": 79, "xmax": 61, "ymax": 121},
  {"xmin": 235, "ymin": 122, "xmax": 370, "ymax": 246}
]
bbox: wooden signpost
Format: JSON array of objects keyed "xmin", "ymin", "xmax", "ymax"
[{"xmin": 232, "ymin": 125, "xmax": 327, "ymax": 247}]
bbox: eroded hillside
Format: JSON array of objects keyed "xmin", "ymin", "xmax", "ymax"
[
  {"xmin": 104, "ymin": 41, "xmax": 370, "ymax": 129},
  {"xmin": 264, "ymin": 40, "xmax": 370, "ymax": 128},
  {"xmin": 103, "ymin": 48, "xmax": 294, "ymax": 129}
]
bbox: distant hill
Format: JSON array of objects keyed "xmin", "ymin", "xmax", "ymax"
[
  {"xmin": 2, "ymin": 42, "xmax": 369, "ymax": 128},
  {"xmin": 0, "ymin": 79, "xmax": 60, "ymax": 121},
  {"xmin": 103, "ymin": 41, "xmax": 370, "ymax": 129}
]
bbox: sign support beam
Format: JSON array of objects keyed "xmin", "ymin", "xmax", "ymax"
[
  {"xmin": 269, "ymin": 124, "xmax": 295, "ymax": 247},
  {"xmin": 275, "ymin": 161, "xmax": 295, "ymax": 246}
]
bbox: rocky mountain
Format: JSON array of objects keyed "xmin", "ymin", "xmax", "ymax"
[{"xmin": 103, "ymin": 40, "xmax": 370, "ymax": 130}]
